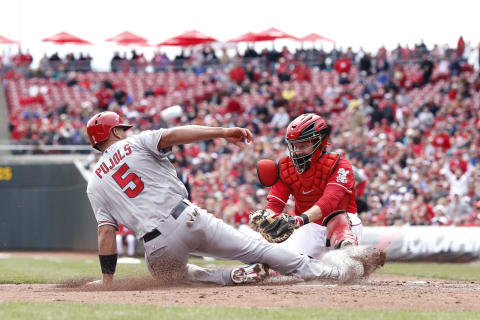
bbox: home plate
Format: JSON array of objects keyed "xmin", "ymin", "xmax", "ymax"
[
  {"xmin": 411, "ymin": 281, "xmax": 428, "ymax": 284},
  {"xmin": 117, "ymin": 257, "xmax": 141, "ymax": 264}
]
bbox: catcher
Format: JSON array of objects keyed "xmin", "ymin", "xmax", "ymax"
[{"xmin": 251, "ymin": 113, "xmax": 362, "ymax": 258}]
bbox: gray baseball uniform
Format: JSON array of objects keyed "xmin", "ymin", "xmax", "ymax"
[{"xmin": 87, "ymin": 129, "xmax": 346, "ymax": 285}]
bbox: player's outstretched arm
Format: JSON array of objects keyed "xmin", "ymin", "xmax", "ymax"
[
  {"xmin": 158, "ymin": 125, "xmax": 253, "ymax": 149},
  {"xmin": 97, "ymin": 225, "xmax": 117, "ymax": 285}
]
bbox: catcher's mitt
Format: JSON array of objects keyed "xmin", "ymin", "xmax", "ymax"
[{"xmin": 249, "ymin": 209, "xmax": 295, "ymax": 243}]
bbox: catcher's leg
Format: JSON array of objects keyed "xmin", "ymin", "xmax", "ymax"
[
  {"xmin": 349, "ymin": 213, "xmax": 363, "ymax": 244},
  {"xmin": 280, "ymin": 223, "xmax": 328, "ymax": 259},
  {"xmin": 281, "ymin": 214, "xmax": 363, "ymax": 258},
  {"xmin": 325, "ymin": 212, "xmax": 363, "ymax": 249}
]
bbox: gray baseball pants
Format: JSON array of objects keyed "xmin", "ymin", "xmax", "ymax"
[{"xmin": 144, "ymin": 200, "xmax": 341, "ymax": 285}]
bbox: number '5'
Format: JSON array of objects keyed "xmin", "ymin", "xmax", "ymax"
[{"xmin": 112, "ymin": 163, "xmax": 144, "ymax": 198}]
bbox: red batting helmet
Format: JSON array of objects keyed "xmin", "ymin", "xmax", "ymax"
[
  {"xmin": 86, "ymin": 111, "xmax": 132, "ymax": 150},
  {"xmin": 285, "ymin": 113, "xmax": 331, "ymax": 173}
]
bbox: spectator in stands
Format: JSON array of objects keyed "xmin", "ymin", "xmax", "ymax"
[
  {"xmin": 270, "ymin": 107, "xmax": 290, "ymax": 129},
  {"xmin": 111, "ymin": 52, "xmax": 122, "ymax": 72},
  {"xmin": 437, "ymin": 55, "xmax": 450, "ymax": 80},
  {"xmin": 223, "ymin": 91, "xmax": 244, "ymax": 115},
  {"xmin": 420, "ymin": 54, "xmax": 434, "ymax": 85},
  {"xmin": 449, "ymin": 52, "xmax": 462, "ymax": 76},
  {"xmin": 347, "ymin": 99, "xmax": 365, "ymax": 135},
  {"xmin": 152, "ymin": 51, "xmax": 170, "ymax": 72},
  {"xmin": 446, "ymin": 194, "xmax": 472, "ymax": 225},
  {"xmin": 334, "ymin": 53, "xmax": 351, "ymax": 84},
  {"xmin": 3, "ymin": 40, "xmax": 480, "ymax": 227},
  {"xmin": 431, "ymin": 128, "xmax": 452, "ymax": 152},
  {"xmin": 230, "ymin": 61, "xmax": 245, "ymax": 84},
  {"xmin": 49, "ymin": 52, "xmax": 62, "ymax": 70},
  {"xmin": 456, "ymin": 36, "xmax": 465, "ymax": 58},
  {"xmin": 78, "ymin": 53, "xmax": 92, "ymax": 72},
  {"xmin": 450, "ymin": 150, "xmax": 468, "ymax": 174},
  {"xmin": 243, "ymin": 46, "xmax": 258, "ymax": 59},
  {"xmin": 95, "ymin": 81, "xmax": 113, "ymax": 110},
  {"xmin": 417, "ymin": 106, "xmax": 435, "ymax": 131},
  {"xmin": 277, "ymin": 57, "xmax": 291, "ymax": 82},
  {"xmin": 441, "ymin": 160, "xmax": 475, "ymax": 197},
  {"xmin": 359, "ymin": 52, "xmax": 372, "ymax": 77},
  {"xmin": 173, "ymin": 49, "xmax": 189, "ymax": 71}
]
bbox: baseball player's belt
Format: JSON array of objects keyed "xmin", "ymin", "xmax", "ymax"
[{"xmin": 143, "ymin": 200, "xmax": 189, "ymax": 243}]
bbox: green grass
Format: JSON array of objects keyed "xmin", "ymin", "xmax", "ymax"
[
  {"xmin": 0, "ymin": 256, "xmax": 242, "ymax": 284},
  {"xmin": 1, "ymin": 257, "xmax": 479, "ymax": 319},
  {"xmin": 0, "ymin": 256, "xmax": 146, "ymax": 284},
  {"xmin": 0, "ymin": 303, "xmax": 479, "ymax": 320},
  {"xmin": 1, "ymin": 255, "xmax": 480, "ymax": 284},
  {"xmin": 378, "ymin": 262, "xmax": 480, "ymax": 281}
]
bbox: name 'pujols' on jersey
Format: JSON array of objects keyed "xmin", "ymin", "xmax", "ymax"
[{"xmin": 95, "ymin": 144, "xmax": 133, "ymax": 178}]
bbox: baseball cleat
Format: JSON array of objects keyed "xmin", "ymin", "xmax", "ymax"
[
  {"xmin": 339, "ymin": 245, "xmax": 387, "ymax": 281},
  {"xmin": 348, "ymin": 246, "xmax": 386, "ymax": 277},
  {"xmin": 319, "ymin": 245, "xmax": 386, "ymax": 283},
  {"xmin": 231, "ymin": 263, "xmax": 269, "ymax": 284}
]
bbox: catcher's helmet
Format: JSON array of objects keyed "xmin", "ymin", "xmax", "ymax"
[
  {"xmin": 285, "ymin": 113, "xmax": 331, "ymax": 173},
  {"xmin": 86, "ymin": 111, "xmax": 132, "ymax": 150}
]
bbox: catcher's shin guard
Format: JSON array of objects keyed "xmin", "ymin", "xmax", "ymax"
[{"xmin": 324, "ymin": 211, "xmax": 358, "ymax": 249}]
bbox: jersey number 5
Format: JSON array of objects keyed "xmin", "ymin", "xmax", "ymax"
[{"xmin": 112, "ymin": 163, "xmax": 144, "ymax": 198}]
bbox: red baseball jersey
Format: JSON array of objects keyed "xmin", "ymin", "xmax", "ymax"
[{"xmin": 266, "ymin": 157, "xmax": 357, "ymax": 225}]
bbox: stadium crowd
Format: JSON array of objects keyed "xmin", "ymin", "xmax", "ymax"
[{"xmin": 1, "ymin": 37, "xmax": 480, "ymax": 227}]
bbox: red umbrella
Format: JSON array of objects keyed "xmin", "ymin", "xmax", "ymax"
[
  {"xmin": 0, "ymin": 35, "xmax": 18, "ymax": 45},
  {"xmin": 252, "ymin": 28, "xmax": 297, "ymax": 42},
  {"xmin": 106, "ymin": 31, "xmax": 149, "ymax": 46},
  {"xmin": 298, "ymin": 33, "xmax": 335, "ymax": 43},
  {"xmin": 42, "ymin": 32, "xmax": 92, "ymax": 45},
  {"xmin": 227, "ymin": 32, "xmax": 257, "ymax": 43},
  {"xmin": 157, "ymin": 30, "xmax": 217, "ymax": 46},
  {"xmin": 157, "ymin": 38, "xmax": 193, "ymax": 47}
]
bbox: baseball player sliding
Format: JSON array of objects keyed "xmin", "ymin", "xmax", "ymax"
[{"xmin": 86, "ymin": 111, "xmax": 385, "ymax": 286}]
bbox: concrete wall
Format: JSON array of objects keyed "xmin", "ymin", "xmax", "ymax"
[{"xmin": 0, "ymin": 160, "xmax": 98, "ymax": 250}]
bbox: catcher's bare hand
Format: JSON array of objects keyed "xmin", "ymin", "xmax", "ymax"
[{"xmin": 223, "ymin": 128, "xmax": 253, "ymax": 148}]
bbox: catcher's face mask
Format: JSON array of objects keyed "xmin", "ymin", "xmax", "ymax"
[
  {"xmin": 286, "ymin": 136, "xmax": 322, "ymax": 174},
  {"xmin": 285, "ymin": 113, "xmax": 331, "ymax": 174}
]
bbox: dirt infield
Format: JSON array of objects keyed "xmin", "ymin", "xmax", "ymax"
[
  {"xmin": 1, "ymin": 252, "xmax": 479, "ymax": 311},
  {"xmin": 1, "ymin": 274, "xmax": 479, "ymax": 311}
]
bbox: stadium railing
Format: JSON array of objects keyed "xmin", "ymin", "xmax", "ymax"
[{"xmin": 0, "ymin": 144, "xmax": 91, "ymax": 154}]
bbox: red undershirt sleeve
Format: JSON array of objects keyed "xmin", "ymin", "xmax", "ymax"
[
  {"xmin": 315, "ymin": 159, "xmax": 354, "ymax": 219},
  {"xmin": 315, "ymin": 184, "xmax": 350, "ymax": 218},
  {"xmin": 265, "ymin": 178, "xmax": 291, "ymax": 214}
]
